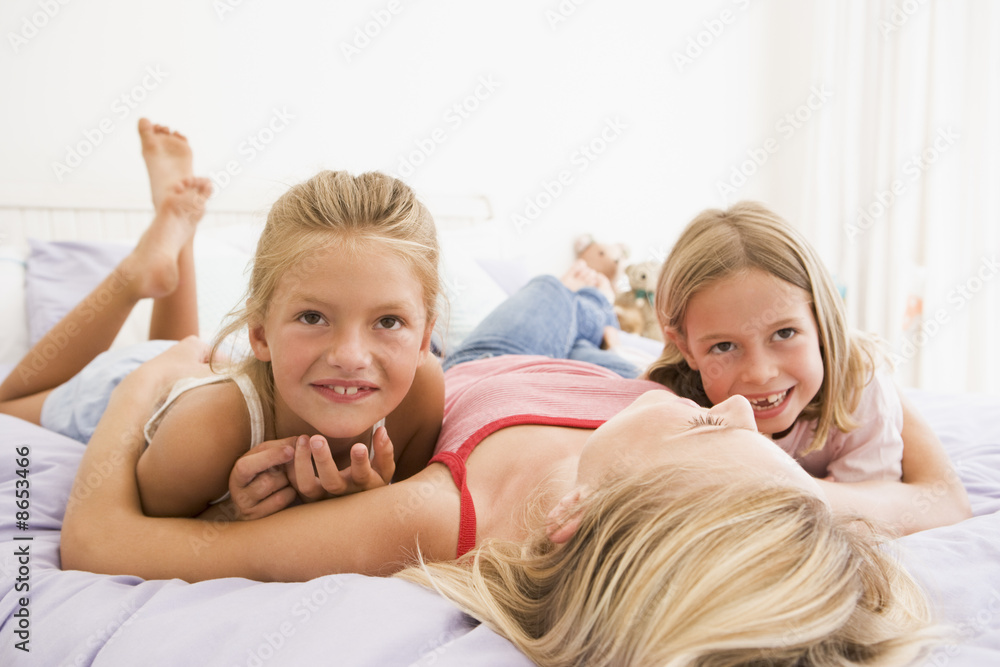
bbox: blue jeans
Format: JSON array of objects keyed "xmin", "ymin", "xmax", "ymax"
[{"xmin": 442, "ymin": 275, "xmax": 641, "ymax": 378}]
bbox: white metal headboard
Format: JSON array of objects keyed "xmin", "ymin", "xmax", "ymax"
[{"xmin": 0, "ymin": 194, "xmax": 495, "ymax": 248}]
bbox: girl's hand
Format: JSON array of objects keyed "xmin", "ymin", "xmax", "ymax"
[
  {"xmin": 225, "ymin": 438, "xmax": 298, "ymax": 520},
  {"xmin": 287, "ymin": 426, "xmax": 396, "ymax": 502}
]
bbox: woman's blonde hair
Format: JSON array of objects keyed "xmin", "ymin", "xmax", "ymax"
[
  {"xmin": 645, "ymin": 201, "xmax": 882, "ymax": 454},
  {"xmin": 210, "ymin": 170, "xmax": 439, "ymax": 419},
  {"xmin": 398, "ymin": 467, "xmax": 937, "ymax": 667}
]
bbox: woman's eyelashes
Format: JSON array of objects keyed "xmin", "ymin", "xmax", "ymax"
[{"xmin": 688, "ymin": 414, "xmax": 726, "ymax": 428}]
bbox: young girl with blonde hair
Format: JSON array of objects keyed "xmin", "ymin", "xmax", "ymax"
[
  {"xmin": 646, "ymin": 201, "xmax": 970, "ymax": 533},
  {"xmin": 0, "ymin": 119, "xmax": 444, "ymax": 519}
]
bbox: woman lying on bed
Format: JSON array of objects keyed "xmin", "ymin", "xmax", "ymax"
[{"xmin": 61, "ymin": 266, "xmax": 940, "ymax": 666}]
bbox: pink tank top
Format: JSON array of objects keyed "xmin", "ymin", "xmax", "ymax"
[{"xmin": 430, "ymin": 355, "xmax": 664, "ymax": 557}]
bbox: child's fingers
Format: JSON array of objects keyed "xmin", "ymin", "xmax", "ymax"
[
  {"xmin": 347, "ymin": 443, "xmax": 378, "ymax": 487},
  {"xmin": 308, "ymin": 435, "xmax": 348, "ymax": 496},
  {"xmin": 370, "ymin": 427, "xmax": 396, "ymax": 485},
  {"xmin": 230, "ymin": 438, "xmax": 296, "ymax": 490},
  {"xmin": 242, "ymin": 486, "xmax": 298, "ymax": 520},
  {"xmin": 292, "ymin": 435, "xmax": 327, "ymax": 501},
  {"xmin": 244, "ymin": 467, "xmax": 291, "ymax": 502}
]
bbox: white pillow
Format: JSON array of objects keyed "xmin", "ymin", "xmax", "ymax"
[
  {"xmin": 22, "ymin": 232, "xmax": 256, "ymax": 351},
  {"xmin": 436, "ymin": 236, "xmax": 510, "ymax": 355}
]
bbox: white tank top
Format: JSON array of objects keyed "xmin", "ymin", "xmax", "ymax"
[{"xmin": 143, "ymin": 373, "xmax": 385, "ymax": 505}]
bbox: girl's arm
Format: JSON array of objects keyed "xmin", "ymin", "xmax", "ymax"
[
  {"xmin": 60, "ymin": 340, "xmax": 461, "ymax": 582},
  {"xmin": 208, "ymin": 353, "xmax": 444, "ymax": 521},
  {"xmin": 819, "ymin": 392, "xmax": 972, "ymax": 534},
  {"xmin": 136, "ymin": 381, "xmax": 254, "ymax": 517}
]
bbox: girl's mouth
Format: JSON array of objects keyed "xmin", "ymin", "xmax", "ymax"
[
  {"xmin": 312, "ymin": 382, "xmax": 378, "ymax": 402},
  {"xmin": 746, "ymin": 387, "xmax": 792, "ymax": 417}
]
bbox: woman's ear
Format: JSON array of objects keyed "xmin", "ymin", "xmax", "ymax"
[
  {"xmin": 545, "ymin": 486, "xmax": 590, "ymax": 544},
  {"xmin": 666, "ymin": 328, "xmax": 699, "ymax": 370}
]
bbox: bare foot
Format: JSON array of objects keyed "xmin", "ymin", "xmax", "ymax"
[
  {"xmin": 591, "ymin": 272, "xmax": 617, "ymax": 305},
  {"xmin": 561, "ymin": 259, "xmax": 595, "ymax": 291},
  {"xmin": 561, "ymin": 259, "xmax": 616, "ymax": 303},
  {"xmin": 139, "ymin": 118, "xmax": 193, "ymax": 212},
  {"xmin": 120, "ymin": 177, "xmax": 212, "ymax": 299}
]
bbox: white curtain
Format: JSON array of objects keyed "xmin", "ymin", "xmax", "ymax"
[{"xmin": 758, "ymin": 0, "xmax": 999, "ymax": 395}]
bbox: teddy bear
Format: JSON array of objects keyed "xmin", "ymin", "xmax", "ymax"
[
  {"xmin": 573, "ymin": 234, "xmax": 629, "ymax": 284},
  {"xmin": 614, "ymin": 261, "xmax": 663, "ymax": 341}
]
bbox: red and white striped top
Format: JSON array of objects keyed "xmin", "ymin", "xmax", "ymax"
[{"xmin": 430, "ymin": 355, "xmax": 663, "ymax": 557}]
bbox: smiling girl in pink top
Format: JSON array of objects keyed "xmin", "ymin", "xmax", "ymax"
[{"xmin": 646, "ymin": 201, "xmax": 969, "ymax": 532}]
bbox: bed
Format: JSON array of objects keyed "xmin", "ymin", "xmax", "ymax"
[{"xmin": 1, "ymin": 205, "xmax": 999, "ymax": 666}]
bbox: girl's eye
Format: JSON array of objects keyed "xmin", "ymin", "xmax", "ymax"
[
  {"xmin": 375, "ymin": 316, "xmax": 402, "ymax": 331},
  {"xmin": 298, "ymin": 312, "xmax": 325, "ymax": 326},
  {"xmin": 689, "ymin": 414, "xmax": 725, "ymax": 428},
  {"xmin": 773, "ymin": 328, "xmax": 796, "ymax": 341},
  {"xmin": 710, "ymin": 342, "xmax": 735, "ymax": 354}
]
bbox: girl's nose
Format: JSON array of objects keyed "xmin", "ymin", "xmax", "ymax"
[
  {"xmin": 326, "ymin": 328, "xmax": 372, "ymax": 370},
  {"xmin": 737, "ymin": 349, "xmax": 779, "ymax": 386},
  {"xmin": 708, "ymin": 395, "xmax": 756, "ymax": 431}
]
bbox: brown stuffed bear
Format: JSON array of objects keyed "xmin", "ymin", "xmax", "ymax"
[{"xmin": 614, "ymin": 261, "xmax": 663, "ymax": 341}]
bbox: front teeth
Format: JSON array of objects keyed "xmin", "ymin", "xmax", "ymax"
[
  {"xmin": 331, "ymin": 386, "xmax": 359, "ymax": 396},
  {"xmin": 749, "ymin": 390, "xmax": 788, "ymax": 411}
]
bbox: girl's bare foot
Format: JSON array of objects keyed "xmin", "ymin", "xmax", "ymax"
[
  {"xmin": 138, "ymin": 118, "xmax": 194, "ymax": 212},
  {"xmin": 120, "ymin": 177, "xmax": 212, "ymax": 299}
]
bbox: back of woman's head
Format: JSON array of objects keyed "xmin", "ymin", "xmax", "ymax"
[
  {"xmin": 211, "ymin": 170, "xmax": 439, "ymax": 410},
  {"xmin": 645, "ymin": 201, "xmax": 879, "ymax": 453},
  {"xmin": 400, "ymin": 468, "xmax": 936, "ymax": 667}
]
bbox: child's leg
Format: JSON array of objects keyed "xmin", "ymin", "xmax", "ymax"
[
  {"xmin": 442, "ymin": 275, "xmax": 577, "ymax": 371},
  {"xmin": 0, "ymin": 177, "xmax": 210, "ymax": 423},
  {"xmin": 148, "ymin": 213, "xmax": 199, "ymax": 340},
  {"xmin": 442, "ymin": 262, "xmax": 634, "ymax": 375},
  {"xmin": 561, "ymin": 263, "xmax": 639, "ymax": 377},
  {"xmin": 567, "ymin": 339, "xmax": 640, "ymax": 378},
  {"xmin": 139, "ymin": 118, "xmax": 201, "ymax": 341}
]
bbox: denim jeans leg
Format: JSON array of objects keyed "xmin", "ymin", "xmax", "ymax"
[
  {"xmin": 567, "ymin": 339, "xmax": 641, "ymax": 379},
  {"xmin": 574, "ymin": 286, "xmax": 620, "ymax": 346},
  {"xmin": 442, "ymin": 275, "xmax": 579, "ymax": 372}
]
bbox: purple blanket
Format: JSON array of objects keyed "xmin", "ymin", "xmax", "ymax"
[{"xmin": 1, "ymin": 389, "xmax": 999, "ymax": 666}]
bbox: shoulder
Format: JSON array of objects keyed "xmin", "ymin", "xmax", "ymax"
[
  {"xmin": 167, "ymin": 378, "xmax": 251, "ymax": 422},
  {"xmin": 148, "ymin": 379, "xmax": 253, "ymax": 456},
  {"xmin": 387, "ymin": 463, "xmax": 461, "ymax": 561},
  {"xmin": 389, "ymin": 354, "xmax": 444, "ymax": 429},
  {"xmin": 386, "ymin": 355, "xmax": 445, "ymax": 479},
  {"xmin": 138, "ymin": 378, "xmax": 254, "ymax": 516},
  {"xmin": 825, "ymin": 362, "xmax": 903, "ymax": 447},
  {"xmin": 853, "ymin": 364, "xmax": 903, "ymax": 420}
]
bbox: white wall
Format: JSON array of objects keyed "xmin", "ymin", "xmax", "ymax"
[{"xmin": 0, "ymin": 0, "xmax": 760, "ymax": 276}]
